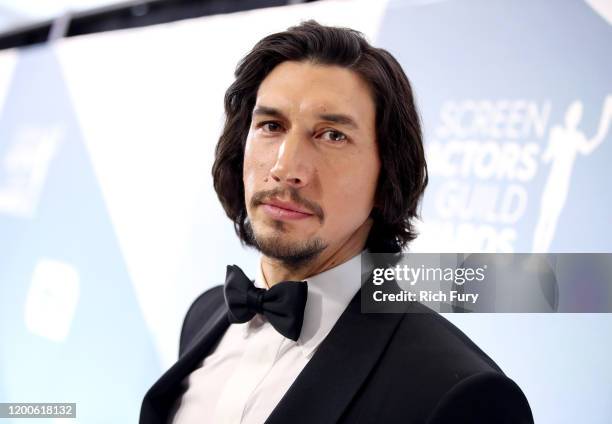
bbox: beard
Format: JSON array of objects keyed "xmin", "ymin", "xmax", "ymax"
[{"xmin": 245, "ymin": 218, "xmax": 327, "ymax": 272}]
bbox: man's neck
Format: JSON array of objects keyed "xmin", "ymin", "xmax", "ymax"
[{"xmin": 260, "ymin": 219, "xmax": 372, "ymax": 287}]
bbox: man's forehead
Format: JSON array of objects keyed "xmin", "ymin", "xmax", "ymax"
[
  {"xmin": 253, "ymin": 95, "xmax": 344, "ymax": 112},
  {"xmin": 255, "ymin": 62, "xmax": 374, "ymax": 113},
  {"xmin": 254, "ymin": 88, "xmax": 356, "ymax": 113}
]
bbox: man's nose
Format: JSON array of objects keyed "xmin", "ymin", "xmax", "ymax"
[{"xmin": 269, "ymin": 130, "xmax": 313, "ymax": 188}]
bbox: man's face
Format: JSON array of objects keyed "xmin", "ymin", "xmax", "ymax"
[{"xmin": 243, "ymin": 60, "xmax": 380, "ymax": 266}]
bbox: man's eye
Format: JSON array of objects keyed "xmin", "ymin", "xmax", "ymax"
[
  {"xmin": 321, "ymin": 130, "xmax": 348, "ymax": 143},
  {"xmin": 259, "ymin": 122, "xmax": 282, "ymax": 132}
]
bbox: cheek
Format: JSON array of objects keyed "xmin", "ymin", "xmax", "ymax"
[
  {"xmin": 243, "ymin": 136, "xmax": 272, "ymax": 196},
  {"xmin": 324, "ymin": 162, "xmax": 379, "ymax": 226},
  {"xmin": 243, "ymin": 139, "xmax": 259, "ymax": 201},
  {"xmin": 339, "ymin": 152, "xmax": 379, "ymax": 205}
]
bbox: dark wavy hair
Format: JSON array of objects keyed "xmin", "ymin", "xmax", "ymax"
[{"xmin": 212, "ymin": 19, "xmax": 428, "ymax": 253}]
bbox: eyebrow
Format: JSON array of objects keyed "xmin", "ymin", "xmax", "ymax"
[{"xmin": 252, "ymin": 105, "xmax": 359, "ymax": 130}]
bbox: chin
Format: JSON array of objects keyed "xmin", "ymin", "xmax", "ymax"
[
  {"xmin": 255, "ymin": 229, "xmax": 307, "ymax": 250},
  {"xmin": 252, "ymin": 227, "xmax": 326, "ymax": 261}
]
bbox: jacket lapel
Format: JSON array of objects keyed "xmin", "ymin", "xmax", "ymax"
[
  {"xmin": 140, "ymin": 301, "xmax": 231, "ymax": 424},
  {"xmin": 265, "ymin": 286, "xmax": 404, "ymax": 424}
]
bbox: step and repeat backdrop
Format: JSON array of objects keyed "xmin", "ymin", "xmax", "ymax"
[{"xmin": 0, "ymin": 0, "xmax": 610, "ymax": 422}]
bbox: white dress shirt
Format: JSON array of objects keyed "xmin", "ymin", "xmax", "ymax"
[{"xmin": 169, "ymin": 251, "xmax": 366, "ymax": 424}]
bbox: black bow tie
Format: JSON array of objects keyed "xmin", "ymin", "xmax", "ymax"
[{"xmin": 223, "ymin": 264, "xmax": 308, "ymax": 341}]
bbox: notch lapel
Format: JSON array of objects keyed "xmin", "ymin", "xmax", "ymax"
[{"xmin": 265, "ymin": 287, "xmax": 404, "ymax": 424}]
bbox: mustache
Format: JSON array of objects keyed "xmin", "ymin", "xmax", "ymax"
[{"xmin": 251, "ymin": 187, "xmax": 324, "ymax": 222}]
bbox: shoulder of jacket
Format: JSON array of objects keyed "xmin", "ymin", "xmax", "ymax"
[
  {"xmin": 426, "ymin": 371, "xmax": 533, "ymax": 424},
  {"xmin": 393, "ymin": 303, "xmax": 504, "ymax": 374}
]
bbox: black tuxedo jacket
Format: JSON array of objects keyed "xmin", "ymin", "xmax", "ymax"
[{"xmin": 140, "ymin": 282, "xmax": 534, "ymax": 424}]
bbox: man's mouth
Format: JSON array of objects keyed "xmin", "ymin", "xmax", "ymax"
[{"xmin": 261, "ymin": 198, "xmax": 314, "ymax": 220}]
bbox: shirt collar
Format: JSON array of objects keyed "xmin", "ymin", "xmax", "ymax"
[{"xmin": 244, "ymin": 249, "xmax": 369, "ymax": 358}]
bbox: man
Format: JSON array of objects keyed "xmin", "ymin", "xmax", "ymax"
[{"xmin": 140, "ymin": 20, "xmax": 533, "ymax": 423}]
